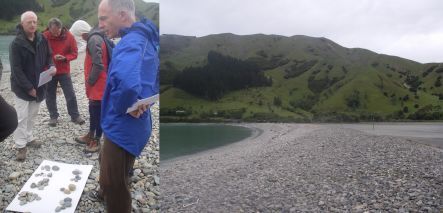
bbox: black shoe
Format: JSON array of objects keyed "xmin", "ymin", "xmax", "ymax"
[
  {"xmin": 48, "ymin": 118, "xmax": 57, "ymax": 127},
  {"xmin": 71, "ymin": 117, "xmax": 85, "ymax": 125},
  {"xmin": 27, "ymin": 140, "xmax": 42, "ymax": 148},
  {"xmin": 88, "ymin": 190, "xmax": 104, "ymax": 202}
]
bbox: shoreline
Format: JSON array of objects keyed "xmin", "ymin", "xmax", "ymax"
[
  {"xmin": 161, "ymin": 123, "xmax": 265, "ymax": 163},
  {"xmin": 160, "ymin": 123, "xmax": 442, "ymax": 212},
  {"xmin": 162, "ymin": 122, "xmax": 442, "ymax": 162}
]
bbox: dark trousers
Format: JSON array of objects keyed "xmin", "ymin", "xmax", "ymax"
[
  {"xmin": 89, "ymin": 100, "xmax": 102, "ymax": 139},
  {"xmin": 0, "ymin": 95, "xmax": 18, "ymax": 141},
  {"xmin": 45, "ymin": 73, "xmax": 80, "ymax": 119},
  {"xmin": 99, "ymin": 136, "xmax": 135, "ymax": 213}
]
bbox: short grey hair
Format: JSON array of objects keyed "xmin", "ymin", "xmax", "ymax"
[
  {"xmin": 48, "ymin": 18, "xmax": 63, "ymax": 28},
  {"xmin": 21, "ymin": 11, "xmax": 37, "ymax": 22},
  {"xmin": 106, "ymin": 0, "xmax": 136, "ymax": 19}
]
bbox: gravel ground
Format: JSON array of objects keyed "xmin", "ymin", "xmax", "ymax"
[
  {"xmin": 160, "ymin": 123, "xmax": 442, "ymax": 212},
  {"xmin": 0, "ymin": 53, "xmax": 160, "ymax": 212}
]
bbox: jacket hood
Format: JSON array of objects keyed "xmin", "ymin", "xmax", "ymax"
[{"xmin": 119, "ymin": 18, "xmax": 159, "ymax": 46}]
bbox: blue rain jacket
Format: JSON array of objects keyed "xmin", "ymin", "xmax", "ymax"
[{"xmin": 101, "ymin": 19, "xmax": 159, "ymax": 157}]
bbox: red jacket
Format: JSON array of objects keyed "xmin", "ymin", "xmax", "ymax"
[
  {"xmin": 43, "ymin": 27, "xmax": 78, "ymax": 75},
  {"xmin": 84, "ymin": 36, "xmax": 109, "ymax": 100}
]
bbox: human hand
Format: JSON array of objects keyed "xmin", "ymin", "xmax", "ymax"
[
  {"xmin": 129, "ymin": 104, "xmax": 149, "ymax": 118},
  {"xmin": 54, "ymin": 54, "xmax": 66, "ymax": 61},
  {"xmin": 49, "ymin": 66, "xmax": 57, "ymax": 76},
  {"xmin": 28, "ymin": 88, "xmax": 37, "ymax": 97}
]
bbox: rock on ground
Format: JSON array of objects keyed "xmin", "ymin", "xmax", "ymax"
[{"xmin": 160, "ymin": 123, "xmax": 442, "ymax": 212}]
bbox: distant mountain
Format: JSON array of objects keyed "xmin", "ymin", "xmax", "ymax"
[
  {"xmin": 160, "ymin": 33, "xmax": 443, "ymax": 122},
  {"xmin": 0, "ymin": 0, "xmax": 158, "ymax": 34}
]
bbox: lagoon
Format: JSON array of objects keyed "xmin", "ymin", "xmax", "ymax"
[
  {"xmin": 160, "ymin": 123, "xmax": 252, "ymax": 160},
  {"xmin": 0, "ymin": 35, "xmax": 14, "ymax": 72}
]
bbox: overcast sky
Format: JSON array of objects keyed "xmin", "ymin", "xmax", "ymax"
[{"xmin": 160, "ymin": 0, "xmax": 443, "ymax": 63}]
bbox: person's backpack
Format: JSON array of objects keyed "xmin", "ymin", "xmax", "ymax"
[{"xmin": 87, "ymin": 30, "xmax": 115, "ymax": 63}]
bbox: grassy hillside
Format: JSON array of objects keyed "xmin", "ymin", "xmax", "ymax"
[
  {"xmin": 160, "ymin": 34, "xmax": 443, "ymax": 122},
  {"xmin": 0, "ymin": 0, "xmax": 158, "ymax": 34}
]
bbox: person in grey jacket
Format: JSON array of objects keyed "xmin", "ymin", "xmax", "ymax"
[
  {"xmin": 75, "ymin": 26, "xmax": 114, "ymax": 153},
  {"xmin": 9, "ymin": 11, "xmax": 54, "ymax": 161},
  {"xmin": 0, "ymin": 58, "xmax": 18, "ymax": 142}
]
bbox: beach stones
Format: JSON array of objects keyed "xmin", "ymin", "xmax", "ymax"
[
  {"xmin": 17, "ymin": 191, "xmax": 40, "ymax": 206},
  {"xmin": 30, "ymin": 178, "xmax": 50, "ymax": 190},
  {"xmin": 9, "ymin": 172, "xmax": 21, "ymax": 180},
  {"xmin": 55, "ymin": 197, "xmax": 73, "ymax": 212},
  {"xmin": 68, "ymin": 184, "xmax": 76, "ymax": 191},
  {"xmin": 72, "ymin": 169, "xmax": 82, "ymax": 175},
  {"xmin": 34, "ymin": 172, "xmax": 45, "ymax": 177},
  {"xmin": 70, "ymin": 169, "xmax": 83, "ymax": 182},
  {"xmin": 63, "ymin": 188, "xmax": 71, "ymax": 194},
  {"xmin": 35, "ymin": 172, "xmax": 53, "ymax": 178},
  {"xmin": 40, "ymin": 165, "xmax": 60, "ymax": 172},
  {"xmin": 41, "ymin": 165, "xmax": 51, "ymax": 171},
  {"xmin": 71, "ymin": 175, "xmax": 81, "ymax": 182},
  {"xmin": 61, "ymin": 183, "xmax": 76, "ymax": 194}
]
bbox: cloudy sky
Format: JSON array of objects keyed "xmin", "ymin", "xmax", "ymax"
[{"xmin": 160, "ymin": 0, "xmax": 443, "ymax": 63}]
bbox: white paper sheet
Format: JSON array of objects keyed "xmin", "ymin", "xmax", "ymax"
[
  {"xmin": 126, "ymin": 94, "xmax": 159, "ymax": 113},
  {"xmin": 6, "ymin": 160, "xmax": 93, "ymax": 213},
  {"xmin": 37, "ymin": 67, "xmax": 55, "ymax": 87}
]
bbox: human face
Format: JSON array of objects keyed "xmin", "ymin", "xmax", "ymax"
[
  {"xmin": 98, "ymin": 1, "xmax": 120, "ymax": 39},
  {"xmin": 49, "ymin": 25, "xmax": 62, "ymax": 37},
  {"xmin": 21, "ymin": 14, "xmax": 38, "ymax": 35}
]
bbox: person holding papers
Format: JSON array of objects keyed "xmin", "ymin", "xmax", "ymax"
[
  {"xmin": 43, "ymin": 18, "xmax": 85, "ymax": 127},
  {"xmin": 89, "ymin": 0, "xmax": 159, "ymax": 212},
  {"xmin": 9, "ymin": 11, "xmax": 54, "ymax": 161}
]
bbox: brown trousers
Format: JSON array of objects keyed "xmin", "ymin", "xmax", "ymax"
[{"xmin": 99, "ymin": 136, "xmax": 135, "ymax": 213}]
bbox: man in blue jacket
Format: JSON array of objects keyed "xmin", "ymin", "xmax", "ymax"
[{"xmin": 93, "ymin": 0, "xmax": 159, "ymax": 212}]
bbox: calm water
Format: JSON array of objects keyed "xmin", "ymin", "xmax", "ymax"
[
  {"xmin": 160, "ymin": 123, "xmax": 253, "ymax": 160},
  {"xmin": 0, "ymin": 35, "xmax": 14, "ymax": 72}
]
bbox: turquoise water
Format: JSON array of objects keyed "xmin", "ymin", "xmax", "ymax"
[
  {"xmin": 0, "ymin": 35, "xmax": 14, "ymax": 72},
  {"xmin": 160, "ymin": 124, "xmax": 253, "ymax": 160}
]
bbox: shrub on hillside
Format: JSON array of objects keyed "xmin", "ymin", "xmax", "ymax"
[
  {"xmin": 52, "ymin": 0, "xmax": 70, "ymax": 7},
  {"xmin": 273, "ymin": 96, "xmax": 282, "ymax": 107},
  {"xmin": 346, "ymin": 90, "xmax": 361, "ymax": 110},
  {"xmin": 284, "ymin": 60, "xmax": 318, "ymax": 79},
  {"xmin": 408, "ymin": 105, "xmax": 443, "ymax": 120},
  {"xmin": 435, "ymin": 76, "xmax": 442, "ymax": 87},
  {"xmin": 289, "ymin": 94, "xmax": 319, "ymax": 111}
]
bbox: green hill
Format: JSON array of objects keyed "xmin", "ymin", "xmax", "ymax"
[
  {"xmin": 160, "ymin": 34, "xmax": 443, "ymax": 122},
  {"xmin": 0, "ymin": 0, "xmax": 158, "ymax": 34}
]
